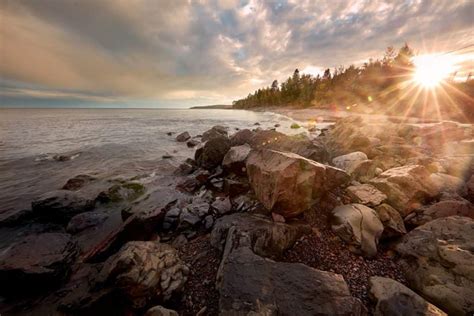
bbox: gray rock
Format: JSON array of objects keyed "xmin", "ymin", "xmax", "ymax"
[
  {"xmin": 331, "ymin": 203, "xmax": 384, "ymax": 257},
  {"xmin": 145, "ymin": 305, "xmax": 178, "ymax": 316},
  {"xmin": 375, "ymin": 204, "xmax": 407, "ymax": 238},
  {"xmin": 222, "ymin": 144, "xmax": 251, "ymax": 176},
  {"xmin": 347, "ymin": 183, "xmax": 387, "ymax": 207},
  {"xmin": 211, "ymin": 213, "xmax": 310, "ymax": 257},
  {"xmin": 0, "ymin": 233, "xmax": 77, "ymax": 295},
  {"xmin": 218, "ymin": 246, "xmax": 365, "ymax": 315},
  {"xmin": 176, "ymin": 131, "xmax": 191, "ymax": 142},
  {"xmin": 66, "ymin": 211, "xmax": 109, "ymax": 234},
  {"xmin": 247, "ymin": 149, "xmax": 349, "ymax": 218},
  {"xmin": 95, "ymin": 241, "xmax": 189, "ymax": 308},
  {"xmin": 186, "ymin": 138, "xmax": 200, "ymax": 148},
  {"xmin": 211, "ymin": 197, "xmax": 232, "ymax": 215},
  {"xmin": 369, "ymin": 276, "xmax": 447, "ymax": 316},
  {"xmin": 396, "ymin": 216, "xmax": 474, "ymax": 315},
  {"xmin": 204, "ymin": 215, "xmax": 214, "ymax": 230},
  {"xmin": 332, "ymin": 151, "xmax": 368, "ymax": 171},
  {"xmin": 32, "ymin": 190, "xmax": 95, "ymax": 223},
  {"xmin": 195, "ymin": 135, "xmax": 231, "ymax": 170}
]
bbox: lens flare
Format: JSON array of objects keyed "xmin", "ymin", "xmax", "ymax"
[{"xmin": 413, "ymin": 54, "xmax": 455, "ymax": 88}]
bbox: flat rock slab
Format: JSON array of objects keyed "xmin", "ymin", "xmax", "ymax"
[
  {"xmin": 218, "ymin": 246, "xmax": 366, "ymax": 315},
  {"xmin": 347, "ymin": 184, "xmax": 387, "ymax": 207},
  {"xmin": 0, "ymin": 233, "xmax": 77, "ymax": 295}
]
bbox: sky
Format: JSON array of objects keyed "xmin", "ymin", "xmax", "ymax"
[{"xmin": 0, "ymin": 0, "xmax": 473, "ymax": 108}]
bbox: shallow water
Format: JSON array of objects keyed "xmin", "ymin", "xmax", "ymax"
[{"xmin": 0, "ymin": 108, "xmax": 321, "ymax": 214}]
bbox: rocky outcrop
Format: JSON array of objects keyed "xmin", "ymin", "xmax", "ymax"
[
  {"xmin": 0, "ymin": 233, "xmax": 77, "ymax": 295},
  {"xmin": 218, "ymin": 246, "xmax": 366, "ymax": 315},
  {"xmin": 32, "ymin": 190, "xmax": 95, "ymax": 223},
  {"xmin": 369, "ymin": 277, "xmax": 447, "ymax": 316},
  {"xmin": 331, "ymin": 204, "xmax": 384, "ymax": 257},
  {"xmin": 66, "ymin": 211, "xmax": 109, "ymax": 234},
  {"xmin": 222, "ymin": 144, "xmax": 251, "ymax": 176},
  {"xmin": 94, "ymin": 241, "xmax": 189, "ymax": 309},
  {"xmin": 374, "ymin": 203, "xmax": 407, "ymax": 238},
  {"xmin": 176, "ymin": 131, "xmax": 191, "ymax": 142},
  {"xmin": 195, "ymin": 135, "xmax": 231, "ymax": 170},
  {"xmin": 370, "ymin": 165, "xmax": 439, "ymax": 216},
  {"xmin": 347, "ymin": 183, "xmax": 387, "ymax": 207},
  {"xmin": 211, "ymin": 213, "xmax": 310, "ymax": 257},
  {"xmin": 246, "ymin": 149, "xmax": 349, "ymax": 218},
  {"xmin": 396, "ymin": 216, "xmax": 474, "ymax": 315}
]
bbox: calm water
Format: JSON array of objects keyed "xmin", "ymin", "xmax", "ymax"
[{"xmin": 0, "ymin": 108, "xmax": 302, "ymax": 214}]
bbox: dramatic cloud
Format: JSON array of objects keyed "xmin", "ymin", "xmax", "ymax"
[{"xmin": 0, "ymin": 0, "xmax": 472, "ymax": 107}]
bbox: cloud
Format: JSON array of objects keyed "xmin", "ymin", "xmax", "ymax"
[{"xmin": 0, "ymin": 0, "xmax": 472, "ymax": 107}]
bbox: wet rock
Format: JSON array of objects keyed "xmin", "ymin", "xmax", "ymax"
[
  {"xmin": 396, "ymin": 216, "xmax": 474, "ymax": 315},
  {"xmin": 369, "ymin": 277, "xmax": 447, "ymax": 316},
  {"xmin": 222, "ymin": 144, "xmax": 251, "ymax": 176},
  {"xmin": 332, "ymin": 151, "xmax": 368, "ymax": 171},
  {"xmin": 230, "ymin": 129, "xmax": 254, "ymax": 146},
  {"xmin": 66, "ymin": 211, "xmax": 109, "ymax": 234},
  {"xmin": 32, "ymin": 190, "xmax": 95, "ymax": 224},
  {"xmin": 201, "ymin": 125, "xmax": 228, "ymax": 142},
  {"xmin": 145, "ymin": 305, "xmax": 178, "ymax": 316},
  {"xmin": 186, "ymin": 139, "xmax": 200, "ymax": 148},
  {"xmin": 218, "ymin": 246, "xmax": 365, "ymax": 315},
  {"xmin": 347, "ymin": 183, "xmax": 387, "ymax": 207},
  {"xmin": 374, "ymin": 204, "xmax": 406, "ymax": 238},
  {"xmin": 174, "ymin": 161, "xmax": 195, "ymax": 175},
  {"xmin": 211, "ymin": 213, "xmax": 310, "ymax": 257},
  {"xmin": 0, "ymin": 233, "xmax": 77, "ymax": 295},
  {"xmin": 404, "ymin": 196, "xmax": 474, "ymax": 227},
  {"xmin": 211, "ymin": 197, "xmax": 232, "ymax": 215},
  {"xmin": 331, "ymin": 203, "xmax": 384, "ymax": 257},
  {"xmin": 370, "ymin": 165, "xmax": 439, "ymax": 216},
  {"xmin": 62, "ymin": 174, "xmax": 97, "ymax": 191},
  {"xmin": 94, "ymin": 241, "xmax": 189, "ymax": 309},
  {"xmin": 176, "ymin": 131, "xmax": 191, "ymax": 142},
  {"xmin": 246, "ymin": 149, "xmax": 349, "ymax": 218},
  {"xmin": 195, "ymin": 135, "xmax": 231, "ymax": 170},
  {"xmin": 96, "ymin": 182, "xmax": 145, "ymax": 204},
  {"xmin": 290, "ymin": 122, "xmax": 301, "ymax": 129}
]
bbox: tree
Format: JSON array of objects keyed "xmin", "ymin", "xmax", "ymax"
[{"xmin": 271, "ymin": 80, "xmax": 279, "ymax": 91}]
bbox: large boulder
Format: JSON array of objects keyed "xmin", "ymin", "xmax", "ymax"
[
  {"xmin": 369, "ymin": 277, "xmax": 447, "ymax": 316},
  {"xmin": 94, "ymin": 241, "xmax": 189, "ymax": 309},
  {"xmin": 331, "ymin": 204, "xmax": 384, "ymax": 257},
  {"xmin": 370, "ymin": 165, "xmax": 439, "ymax": 216},
  {"xmin": 246, "ymin": 149, "xmax": 349, "ymax": 218},
  {"xmin": 404, "ymin": 196, "xmax": 474, "ymax": 227},
  {"xmin": 396, "ymin": 216, "xmax": 474, "ymax": 315},
  {"xmin": 195, "ymin": 135, "xmax": 231, "ymax": 170},
  {"xmin": 230, "ymin": 128, "xmax": 254, "ymax": 146},
  {"xmin": 211, "ymin": 213, "xmax": 310, "ymax": 257},
  {"xmin": 201, "ymin": 125, "xmax": 228, "ymax": 142},
  {"xmin": 0, "ymin": 233, "xmax": 77, "ymax": 295},
  {"xmin": 32, "ymin": 190, "xmax": 95, "ymax": 223},
  {"xmin": 347, "ymin": 183, "xmax": 387, "ymax": 207},
  {"xmin": 218, "ymin": 246, "xmax": 366, "ymax": 315},
  {"xmin": 222, "ymin": 144, "xmax": 251, "ymax": 176}
]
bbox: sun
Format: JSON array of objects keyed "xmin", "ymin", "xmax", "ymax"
[{"xmin": 412, "ymin": 54, "xmax": 455, "ymax": 88}]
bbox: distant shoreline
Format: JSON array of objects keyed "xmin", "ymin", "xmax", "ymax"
[{"xmin": 189, "ymin": 104, "xmax": 232, "ymax": 109}]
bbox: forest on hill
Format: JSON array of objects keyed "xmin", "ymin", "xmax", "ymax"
[{"xmin": 232, "ymin": 44, "xmax": 474, "ymax": 122}]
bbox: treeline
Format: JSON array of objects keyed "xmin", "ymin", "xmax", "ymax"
[{"xmin": 232, "ymin": 44, "xmax": 474, "ymax": 122}]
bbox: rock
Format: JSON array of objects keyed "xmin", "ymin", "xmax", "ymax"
[
  {"xmin": 174, "ymin": 161, "xmax": 195, "ymax": 175},
  {"xmin": 175, "ymin": 131, "xmax": 191, "ymax": 142},
  {"xmin": 271, "ymin": 212, "xmax": 286, "ymax": 223},
  {"xmin": 370, "ymin": 165, "xmax": 439, "ymax": 216},
  {"xmin": 369, "ymin": 276, "xmax": 447, "ymax": 316},
  {"xmin": 404, "ymin": 196, "xmax": 474, "ymax": 227},
  {"xmin": 95, "ymin": 241, "xmax": 189, "ymax": 308},
  {"xmin": 218, "ymin": 246, "xmax": 365, "ymax": 315},
  {"xmin": 347, "ymin": 184, "xmax": 387, "ymax": 207},
  {"xmin": 0, "ymin": 233, "xmax": 77, "ymax": 295},
  {"xmin": 374, "ymin": 204, "xmax": 407, "ymax": 238},
  {"xmin": 222, "ymin": 144, "xmax": 251, "ymax": 176},
  {"xmin": 396, "ymin": 216, "xmax": 474, "ymax": 315},
  {"xmin": 211, "ymin": 197, "xmax": 232, "ymax": 215},
  {"xmin": 230, "ymin": 129, "xmax": 254, "ymax": 146},
  {"xmin": 274, "ymin": 123, "xmax": 280, "ymax": 127},
  {"xmin": 290, "ymin": 122, "xmax": 301, "ymax": 129},
  {"xmin": 211, "ymin": 213, "xmax": 310, "ymax": 257},
  {"xmin": 331, "ymin": 204, "xmax": 384, "ymax": 257},
  {"xmin": 246, "ymin": 149, "xmax": 349, "ymax": 218},
  {"xmin": 179, "ymin": 209, "xmax": 201, "ymax": 227},
  {"xmin": 66, "ymin": 211, "xmax": 109, "ymax": 234},
  {"xmin": 204, "ymin": 215, "xmax": 214, "ymax": 230},
  {"xmin": 223, "ymin": 178, "xmax": 250, "ymax": 197},
  {"xmin": 62, "ymin": 174, "xmax": 96, "ymax": 191},
  {"xmin": 96, "ymin": 182, "xmax": 145, "ymax": 204},
  {"xmin": 430, "ymin": 173, "xmax": 465, "ymax": 194},
  {"xmin": 32, "ymin": 190, "xmax": 95, "ymax": 224},
  {"xmin": 201, "ymin": 125, "xmax": 228, "ymax": 142},
  {"xmin": 145, "ymin": 305, "xmax": 178, "ymax": 316},
  {"xmin": 186, "ymin": 139, "xmax": 200, "ymax": 148},
  {"xmin": 195, "ymin": 135, "xmax": 231, "ymax": 170},
  {"xmin": 332, "ymin": 151, "xmax": 368, "ymax": 171}
]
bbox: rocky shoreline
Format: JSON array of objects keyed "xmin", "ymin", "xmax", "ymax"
[{"xmin": 1, "ymin": 115, "xmax": 473, "ymax": 315}]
